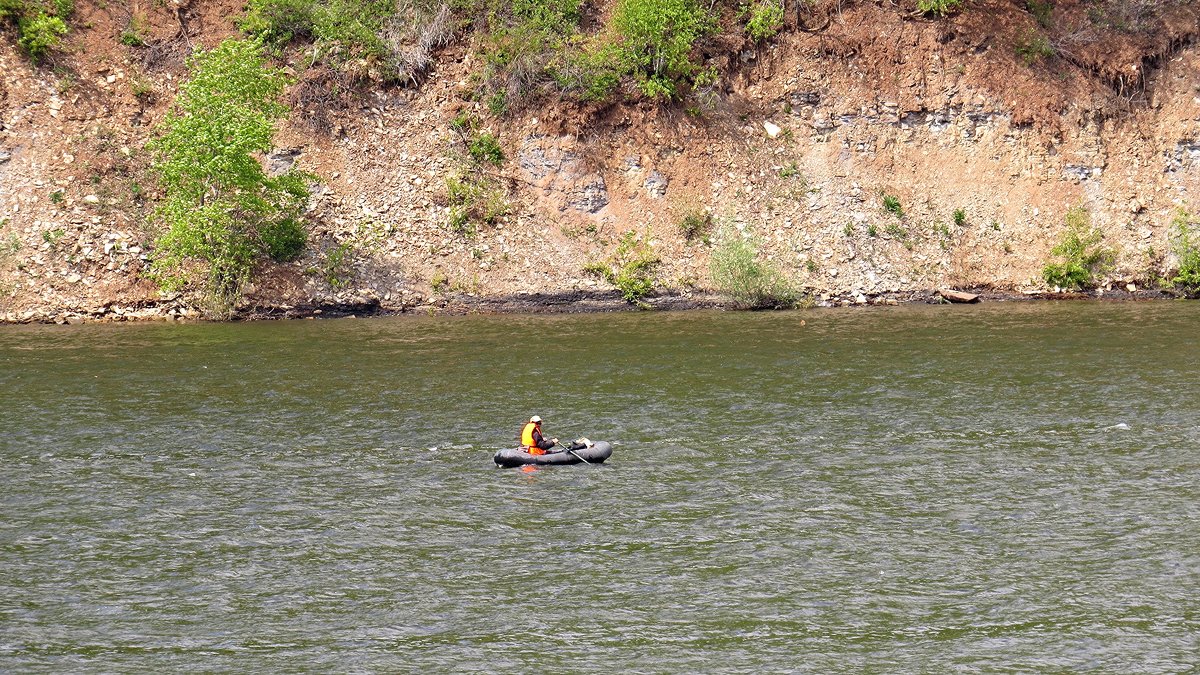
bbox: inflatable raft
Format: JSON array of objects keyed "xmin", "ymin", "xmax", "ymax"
[{"xmin": 494, "ymin": 440, "xmax": 613, "ymax": 468}]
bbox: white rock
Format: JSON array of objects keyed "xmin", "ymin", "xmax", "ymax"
[{"xmin": 763, "ymin": 121, "xmax": 782, "ymax": 138}]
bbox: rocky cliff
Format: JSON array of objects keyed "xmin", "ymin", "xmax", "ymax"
[{"xmin": 1, "ymin": 0, "xmax": 1197, "ymax": 322}]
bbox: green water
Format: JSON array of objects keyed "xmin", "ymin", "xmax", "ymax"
[{"xmin": 2, "ymin": 302, "xmax": 1198, "ymax": 672}]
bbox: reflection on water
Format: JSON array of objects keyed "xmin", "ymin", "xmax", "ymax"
[{"xmin": 2, "ymin": 302, "xmax": 1199, "ymax": 670}]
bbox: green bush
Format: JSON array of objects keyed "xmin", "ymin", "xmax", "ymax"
[
  {"xmin": 741, "ymin": 0, "xmax": 783, "ymax": 42},
  {"xmin": 1169, "ymin": 209, "xmax": 1200, "ymax": 295},
  {"xmin": 916, "ymin": 0, "xmax": 963, "ymax": 16},
  {"xmin": 709, "ymin": 232, "xmax": 797, "ymax": 309},
  {"xmin": 1026, "ymin": 0, "xmax": 1054, "ymax": 28},
  {"xmin": 549, "ymin": 43, "xmax": 623, "ymax": 101},
  {"xmin": 475, "ymin": 0, "xmax": 582, "ymax": 104},
  {"xmin": 148, "ymin": 39, "xmax": 312, "ymax": 313},
  {"xmin": 445, "ymin": 171, "xmax": 508, "ymax": 235},
  {"xmin": 241, "ymin": 0, "xmax": 421, "ymax": 80},
  {"xmin": 882, "ymin": 193, "xmax": 903, "ymax": 218},
  {"xmin": 1041, "ymin": 206, "xmax": 1115, "ymax": 290},
  {"xmin": 953, "ymin": 208, "xmax": 967, "ymax": 227},
  {"xmin": 446, "ymin": 116, "xmax": 509, "ymax": 234},
  {"xmin": 3, "ymin": 0, "xmax": 74, "ymax": 61},
  {"xmin": 120, "ymin": 13, "xmax": 149, "ymax": 46},
  {"xmin": 240, "ymin": 0, "xmax": 316, "ymax": 44},
  {"xmin": 678, "ymin": 209, "xmax": 712, "ymax": 241},
  {"xmin": 261, "ymin": 218, "xmax": 308, "ymax": 261},
  {"xmin": 468, "ymin": 133, "xmax": 504, "ymax": 166},
  {"xmin": 0, "ymin": 0, "xmax": 26, "ymax": 21},
  {"xmin": 610, "ymin": 0, "xmax": 716, "ymax": 99},
  {"xmin": 17, "ymin": 12, "xmax": 67, "ymax": 61},
  {"xmin": 1016, "ymin": 29, "xmax": 1055, "ymax": 64},
  {"xmin": 585, "ymin": 230, "xmax": 660, "ymax": 304}
]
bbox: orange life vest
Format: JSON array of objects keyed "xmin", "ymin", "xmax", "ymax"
[{"xmin": 521, "ymin": 422, "xmax": 546, "ymax": 455}]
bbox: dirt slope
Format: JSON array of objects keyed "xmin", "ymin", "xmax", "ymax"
[{"xmin": 1, "ymin": 0, "xmax": 1198, "ymax": 322}]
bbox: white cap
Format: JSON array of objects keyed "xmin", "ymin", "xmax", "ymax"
[{"xmin": 530, "ymin": 415, "xmax": 542, "ymax": 423}]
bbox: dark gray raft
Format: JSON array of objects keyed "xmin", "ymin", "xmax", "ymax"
[{"xmin": 493, "ymin": 441, "xmax": 613, "ymax": 468}]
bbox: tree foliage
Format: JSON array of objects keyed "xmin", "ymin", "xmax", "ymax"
[
  {"xmin": 148, "ymin": 38, "xmax": 311, "ymax": 313},
  {"xmin": 1, "ymin": 0, "xmax": 72, "ymax": 62},
  {"xmin": 610, "ymin": 0, "xmax": 716, "ymax": 99}
]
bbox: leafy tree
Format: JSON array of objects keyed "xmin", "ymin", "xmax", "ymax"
[
  {"xmin": 611, "ymin": 0, "xmax": 716, "ymax": 99},
  {"xmin": 148, "ymin": 38, "xmax": 312, "ymax": 313}
]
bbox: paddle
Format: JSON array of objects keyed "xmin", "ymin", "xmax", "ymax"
[{"xmin": 556, "ymin": 440, "xmax": 591, "ymax": 464}]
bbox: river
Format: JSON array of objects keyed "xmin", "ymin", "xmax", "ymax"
[{"xmin": 2, "ymin": 302, "xmax": 1198, "ymax": 672}]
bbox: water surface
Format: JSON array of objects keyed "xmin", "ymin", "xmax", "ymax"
[{"xmin": 2, "ymin": 302, "xmax": 1198, "ymax": 671}]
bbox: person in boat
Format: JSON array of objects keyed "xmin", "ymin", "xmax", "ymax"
[{"xmin": 520, "ymin": 415, "xmax": 559, "ymax": 455}]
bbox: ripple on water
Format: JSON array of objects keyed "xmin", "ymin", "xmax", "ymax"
[{"xmin": 2, "ymin": 303, "xmax": 1200, "ymax": 671}]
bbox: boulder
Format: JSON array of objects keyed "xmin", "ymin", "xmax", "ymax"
[{"xmin": 938, "ymin": 289, "xmax": 979, "ymax": 303}]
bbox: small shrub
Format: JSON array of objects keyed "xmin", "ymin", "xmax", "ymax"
[
  {"xmin": 445, "ymin": 171, "xmax": 508, "ymax": 235},
  {"xmin": 0, "ymin": 0, "xmax": 25, "ymax": 21},
  {"xmin": 678, "ymin": 210, "xmax": 712, "ymax": 241},
  {"xmin": 130, "ymin": 75, "xmax": 154, "ymax": 100},
  {"xmin": 882, "ymin": 193, "xmax": 903, "ymax": 218},
  {"xmin": 468, "ymin": 133, "xmax": 504, "ymax": 166},
  {"xmin": 1041, "ymin": 206, "xmax": 1115, "ymax": 290},
  {"xmin": 0, "ymin": 230, "xmax": 20, "ymax": 258},
  {"xmin": 120, "ymin": 13, "xmax": 149, "ymax": 46},
  {"xmin": 49, "ymin": 190, "xmax": 64, "ymax": 205},
  {"xmin": 741, "ymin": 0, "xmax": 783, "ymax": 42},
  {"xmin": 42, "ymin": 227, "xmax": 65, "ymax": 246},
  {"xmin": 885, "ymin": 222, "xmax": 908, "ymax": 241},
  {"xmin": 1016, "ymin": 29, "xmax": 1055, "ymax": 64},
  {"xmin": 323, "ymin": 242, "xmax": 353, "ymax": 288},
  {"xmin": 916, "ymin": 0, "xmax": 962, "ymax": 17},
  {"xmin": 709, "ymin": 231, "xmax": 797, "ymax": 309},
  {"xmin": 935, "ymin": 221, "xmax": 953, "ymax": 250},
  {"xmin": 239, "ymin": 0, "xmax": 316, "ymax": 44},
  {"xmin": 240, "ymin": 0, "xmax": 444, "ymax": 83},
  {"xmin": 609, "ymin": 0, "xmax": 716, "ymax": 99},
  {"xmin": 486, "ymin": 91, "xmax": 507, "ymax": 116},
  {"xmin": 1027, "ymin": 0, "xmax": 1054, "ymax": 28},
  {"xmin": 430, "ymin": 269, "xmax": 448, "ymax": 293},
  {"xmin": 1169, "ymin": 209, "xmax": 1200, "ymax": 295},
  {"xmin": 953, "ymin": 208, "xmax": 967, "ymax": 227},
  {"xmin": 17, "ymin": 12, "xmax": 68, "ymax": 61},
  {"xmin": 473, "ymin": 0, "xmax": 582, "ymax": 105},
  {"xmin": 550, "ymin": 44, "xmax": 623, "ymax": 101},
  {"xmin": 584, "ymin": 229, "xmax": 659, "ymax": 304},
  {"xmin": 260, "ymin": 217, "xmax": 307, "ymax": 261}
]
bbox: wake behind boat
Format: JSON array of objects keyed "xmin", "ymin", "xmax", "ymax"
[{"xmin": 494, "ymin": 440, "xmax": 613, "ymax": 467}]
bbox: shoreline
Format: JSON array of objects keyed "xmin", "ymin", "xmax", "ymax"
[{"xmin": 0, "ymin": 286, "xmax": 1184, "ymax": 326}]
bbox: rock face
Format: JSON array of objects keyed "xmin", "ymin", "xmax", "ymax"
[
  {"xmin": 519, "ymin": 138, "xmax": 609, "ymax": 214},
  {"xmin": 1, "ymin": 0, "xmax": 1199, "ymax": 322}
]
